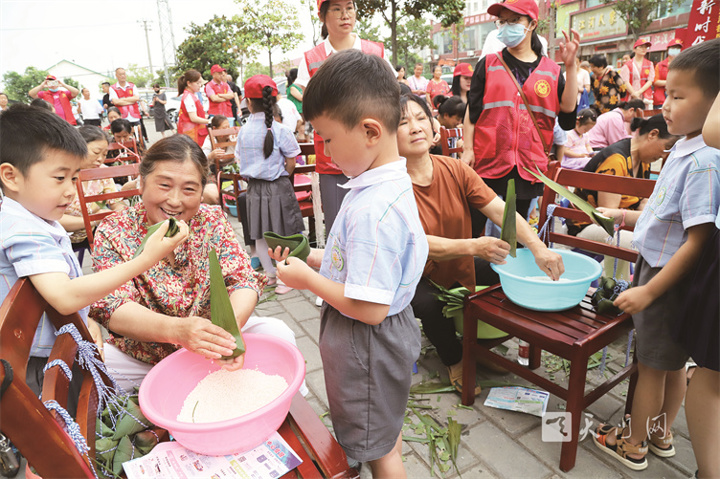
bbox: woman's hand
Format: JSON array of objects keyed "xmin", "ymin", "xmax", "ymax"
[
  {"xmin": 532, "ymin": 247, "xmax": 565, "ymax": 281},
  {"xmin": 87, "ymin": 319, "xmax": 105, "ymax": 361},
  {"xmin": 467, "ymin": 237, "xmax": 511, "ymax": 264},
  {"xmin": 460, "ymin": 148, "xmax": 475, "ymax": 166},
  {"xmin": 268, "ymin": 245, "xmax": 291, "ymax": 263},
  {"xmin": 275, "ymin": 257, "xmax": 314, "ymax": 290},
  {"xmin": 215, "ymin": 353, "xmax": 245, "ymax": 371},
  {"xmin": 139, "ymin": 219, "xmax": 189, "ymax": 264},
  {"xmin": 208, "ymin": 148, "xmax": 224, "ymax": 161},
  {"xmin": 558, "ymin": 29, "xmax": 580, "ymax": 69},
  {"xmin": 175, "ymin": 316, "xmax": 239, "ymax": 359}
]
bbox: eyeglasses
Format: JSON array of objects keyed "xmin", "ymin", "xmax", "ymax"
[
  {"xmin": 495, "ymin": 16, "xmax": 523, "ymax": 28},
  {"xmin": 327, "ymin": 5, "xmax": 356, "ymax": 18}
]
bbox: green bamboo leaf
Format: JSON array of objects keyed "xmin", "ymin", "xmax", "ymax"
[
  {"xmin": 524, "ymin": 167, "xmax": 615, "ymax": 236},
  {"xmin": 112, "ymin": 436, "xmax": 133, "ymax": 476},
  {"xmin": 447, "ymin": 417, "xmax": 462, "ymax": 463},
  {"xmin": 402, "ymin": 436, "xmax": 432, "ymax": 443},
  {"xmin": 111, "ymin": 399, "xmax": 150, "ymax": 440},
  {"xmin": 133, "ymin": 217, "xmax": 179, "ymax": 258},
  {"xmin": 210, "ymin": 248, "xmax": 245, "ymax": 358},
  {"xmin": 501, "ymin": 179, "xmax": 517, "ymax": 257},
  {"xmin": 410, "ymin": 381, "xmax": 457, "ymax": 394}
]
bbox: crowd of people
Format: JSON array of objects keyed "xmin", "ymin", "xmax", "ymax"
[{"xmin": 0, "ymin": 0, "xmax": 719, "ymax": 477}]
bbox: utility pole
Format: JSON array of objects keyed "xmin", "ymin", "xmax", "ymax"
[{"xmin": 138, "ymin": 20, "xmax": 154, "ymax": 81}]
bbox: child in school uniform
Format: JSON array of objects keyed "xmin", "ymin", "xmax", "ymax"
[
  {"xmin": 235, "ymin": 75, "xmax": 304, "ymax": 295},
  {"xmin": 592, "ymin": 39, "xmax": 720, "ymax": 472},
  {"xmin": 0, "ymin": 105, "xmax": 187, "ymax": 396},
  {"xmin": 269, "ymin": 50, "xmax": 429, "ymax": 478}
]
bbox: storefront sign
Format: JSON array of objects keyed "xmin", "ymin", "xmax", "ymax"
[
  {"xmin": 571, "ymin": 5, "xmax": 628, "ymax": 42},
  {"xmin": 464, "ymin": 13, "xmax": 494, "ymax": 26},
  {"xmin": 683, "ymin": 0, "xmax": 720, "ymax": 46},
  {"xmin": 556, "ymin": 2, "xmax": 581, "ymax": 38},
  {"xmin": 638, "ymin": 30, "xmax": 685, "ymax": 51}
]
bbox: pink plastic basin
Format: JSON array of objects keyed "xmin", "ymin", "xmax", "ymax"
[{"xmin": 138, "ymin": 333, "xmax": 305, "ymax": 456}]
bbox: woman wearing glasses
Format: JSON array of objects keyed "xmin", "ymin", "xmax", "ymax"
[
  {"xmin": 295, "ymin": 0, "xmax": 390, "ymax": 234},
  {"xmin": 461, "ymin": 0, "xmax": 580, "ymax": 235}
]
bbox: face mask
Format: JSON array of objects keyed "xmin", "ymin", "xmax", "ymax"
[
  {"xmin": 667, "ymin": 47, "xmax": 681, "ymax": 56},
  {"xmin": 49, "ymin": 88, "xmax": 59, "ymax": 92},
  {"xmin": 497, "ymin": 23, "xmax": 530, "ymax": 48}
]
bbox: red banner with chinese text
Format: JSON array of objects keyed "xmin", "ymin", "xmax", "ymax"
[{"xmin": 683, "ymin": 0, "xmax": 720, "ymax": 46}]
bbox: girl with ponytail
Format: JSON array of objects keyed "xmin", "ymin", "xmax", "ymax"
[
  {"xmin": 177, "ymin": 69, "xmax": 211, "ymax": 146},
  {"xmin": 235, "ymin": 75, "xmax": 304, "ymax": 294}
]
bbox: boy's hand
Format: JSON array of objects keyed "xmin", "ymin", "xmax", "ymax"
[
  {"xmin": 596, "ymin": 207, "xmax": 622, "ymax": 224},
  {"xmin": 176, "ymin": 316, "xmax": 238, "ymax": 359},
  {"xmin": 275, "ymin": 257, "xmax": 314, "ymax": 290},
  {"xmin": 613, "ymin": 285, "xmax": 654, "ymax": 315},
  {"xmin": 140, "ymin": 219, "xmax": 189, "ymax": 263}
]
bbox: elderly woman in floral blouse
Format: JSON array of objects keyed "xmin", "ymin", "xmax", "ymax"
[{"xmin": 90, "ymin": 135, "xmax": 304, "ymax": 393}]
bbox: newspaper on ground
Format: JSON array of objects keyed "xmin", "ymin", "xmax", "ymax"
[
  {"xmin": 123, "ymin": 432, "xmax": 302, "ymax": 478},
  {"xmin": 483, "ymin": 386, "xmax": 550, "ymax": 417}
]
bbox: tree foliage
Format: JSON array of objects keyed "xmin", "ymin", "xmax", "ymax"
[
  {"xmin": 603, "ymin": 0, "xmax": 684, "ymax": 39},
  {"xmin": 125, "ymin": 64, "xmax": 153, "ymax": 88},
  {"xmin": 357, "ymin": 0, "xmax": 465, "ymax": 65},
  {"xmin": 387, "ymin": 17, "xmax": 436, "ymax": 70},
  {"xmin": 1, "ymin": 66, "xmax": 49, "ymax": 103},
  {"xmin": 174, "ymin": 15, "xmax": 249, "ymax": 80},
  {"xmin": 234, "ymin": 0, "xmax": 305, "ymax": 77}
]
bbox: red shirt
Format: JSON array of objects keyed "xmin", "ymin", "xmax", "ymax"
[
  {"xmin": 38, "ymin": 90, "xmax": 76, "ymax": 125},
  {"xmin": 426, "ymin": 79, "xmax": 450, "ymax": 102}
]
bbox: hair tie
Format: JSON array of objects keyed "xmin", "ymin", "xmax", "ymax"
[{"xmin": 267, "ymin": 127, "xmax": 272, "ymax": 131}]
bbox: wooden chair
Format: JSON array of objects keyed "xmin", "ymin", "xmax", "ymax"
[
  {"xmin": 461, "ymin": 167, "xmax": 656, "ymax": 471},
  {"xmin": 0, "ymin": 278, "xmax": 113, "ymax": 478},
  {"xmin": 439, "ymin": 127, "xmax": 463, "ymax": 158},
  {"xmin": 76, "ymin": 163, "xmax": 141, "ymax": 246},
  {"xmin": 209, "ymin": 127, "xmax": 242, "ymax": 215},
  {"xmin": 105, "ymin": 139, "xmax": 141, "ymax": 165}
]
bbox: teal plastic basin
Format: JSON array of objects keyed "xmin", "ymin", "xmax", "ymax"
[{"xmin": 490, "ymin": 248, "xmax": 602, "ymax": 311}]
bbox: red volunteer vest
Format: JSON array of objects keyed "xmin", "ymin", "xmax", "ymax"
[
  {"xmin": 38, "ymin": 90, "xmax": 76, "ymax": 125},
  {"xmin": 178, "ymin": 91, "xmax": 208, "ymax": 146},
  {"xmin": 306, "ymin": 39, "xmax": 385, "ymax": 174},
  {"xmin": 206, "ymin": 80, "xmax": 232, "ymax": 117},
  {"xmin": 473, "ymin": 54, "xmax": 560, "ymax": 183},
  {"xmin": 623, "ymin": 58, "xmax": 654, "ymax": 102},
  {"xmin": 653, "ymin": 58, "xmax": 670, "ymax": 106},
  {"xmin": 111, "ymin": 83, "xmax": 141, "ymax": 120}
]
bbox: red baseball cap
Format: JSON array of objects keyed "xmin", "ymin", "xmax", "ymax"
[
  {"xmin": 46, "ymin": 75, "xmax": 57, "ymax": 81},
  {"xmin": 454, "ymin": 63, "xmax": 474, "ymax": 77},
  {"xmin": 244, "ymin": 75, "xmax": 278, "ymax": 99},
  {"xmin": 666, "ymin": 38, "xmax": 683, "ymax": 49},
  {"xmin": 487, "ymin": 0, "xmax": 539, "ymax": 21},
  {"xmin": 634, "ymin": 39, "xmax": 652, "ymax": 48},
  {"xmin": 210, "ymin": 64, "xmax": 226, "ymax": 74}
]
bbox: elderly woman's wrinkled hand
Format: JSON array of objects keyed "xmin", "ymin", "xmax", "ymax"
[
  {"xmin": 469, "ymin": 237, "xmax": 511, "ymax": 264},
  {"xmin": 275, "ymin": 256, "xmax": 314, "ymax": 290},
  {"xmin": 176, "ymin": 316, "xmax": 238, "ymax": 360},
  {"xmin": 140, "ymin": 219, "xmax": 189, "ymax": 263},
  {"xmin": 534, "ymin": 248, "xmax": 565, "ymax": 281},
  {"xmin": 215, "ymin": 352, "xmax": 245, "ymax": 371},
  {"xmin": 88, "ymin": 319, "xmax": 105, "ymax": 361}
]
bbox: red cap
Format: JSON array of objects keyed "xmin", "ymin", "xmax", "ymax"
[
  {"xmin": 244, "ymin": 75, "xmax": 278, "ymax": 99},
  {"xmin": 453, "ymin": 63, "xmax": 474, "ymax": 77},
  {"xmin": 317, "ymin": 0, "xmax": 327, "ymax": 10},
  {"xmin": 210, "ymin": 64, "xmax": 226, "ymax": 74},
  {"xmin": 487, "ymin": 0, "xmax": 539, "ymax": 21},
  {"xmin": 46, "ymin": 75, "xmax": 57, "ymax": 81},
  {"xmin": 634, "ymin": 39, "xmax": 652, "ymax": 48},
  {"xmin": 666, "ymin": 38, "xmax": 683, "ymax": 49}
]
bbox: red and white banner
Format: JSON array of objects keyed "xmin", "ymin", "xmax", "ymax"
[{"xmin": 683, "ymin": 0, "xmax": 720, "ymax": 46}]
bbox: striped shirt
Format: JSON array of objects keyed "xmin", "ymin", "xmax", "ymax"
[
  {"xmin": 319, "ymin": 159, "xmax": 429, "ymax": 316},
  {"xmin": 633, "ymin": 135, "xmax": 720, "ymax": 267},
  {"xmin": 0, "ymin": 197, "xmax": 88, "ymax": 357}
]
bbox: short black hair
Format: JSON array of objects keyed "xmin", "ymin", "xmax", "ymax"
[
  {"xmin": 102, "ymin": 81, "xmax": 111, "ymax": 86},
  {"xmin": 303, "ymin": 49, "xmax": 401, "ymax": 133},
  {"xmin": 589, "ymin": 54, "xmax": 608, "ymax": 69},
  {"xmin": 30, "ymin": 98, "xmax": 53, "ymax": 111},
  {"xmin": 630, "ymin": 114, "xmax": 674, "ymax": 139},
  {"xmin": 436, "ymin": 95, "xmax": 466, "ymax": 118},
  {"xmin": 78, "ymin": 125, "xmax": 108, "ymax": 144},
  {"xmin": 668, "ymin": 38, "xmax": 720, "ymax": 99},
  {"xmin": 0, "ymin": 104, "xmax": 86, "ymax": 179},
  {"xmin": 110, "ymin": 118, "xmax": 132, "ymax": 134}
]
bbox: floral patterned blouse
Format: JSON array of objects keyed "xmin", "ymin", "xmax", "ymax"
[
  {"xmin": 89, "ymin": 203, "xmax": 267, "ymax": 365},
  {"xmin": 66, "ymin": 168, "xmax": 124, "ymax": 243},
  {"xmin": 591, "ymin": 68, "xmax": 627, "ymax": 114}
]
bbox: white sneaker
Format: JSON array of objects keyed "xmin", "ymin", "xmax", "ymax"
[{"xmin": 315, "ymin": 296, "xmax": 323, "ymax": 307}]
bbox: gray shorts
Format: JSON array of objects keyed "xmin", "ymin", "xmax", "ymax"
[
  {"xmin": 319, "ymin": 303, "xmax": 420, "ymax": 462},
  {"xmin": 632, "ymin": 256, "xmax": 689, "ymax": 371}
]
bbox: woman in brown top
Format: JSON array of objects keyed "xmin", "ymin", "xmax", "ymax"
[{"xmin": 397, "ymin": 94, "xmax": 563, "ymax": 394}]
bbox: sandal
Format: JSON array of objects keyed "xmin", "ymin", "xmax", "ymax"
[
  {"xmin": 593, "ymin": 425, "xmax": 648, "ymax": 471},
  {"xmin": 447, "ymin": 363, "xmax": 481, "ymax": 396},
  {"xmin": 649, "ymin": 430, "xmax": 675, "ymax": 458}
]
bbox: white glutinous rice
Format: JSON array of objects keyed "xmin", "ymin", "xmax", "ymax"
[
  {"xmin": 524, "ymin": 276, "xmax": 571, "ymax": 282},
  {"xmin": 177, "ymin": 368, "xmax": 288, "ymax": 423}
]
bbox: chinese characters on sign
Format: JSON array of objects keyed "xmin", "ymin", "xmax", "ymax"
[
  {"xmin": 683, "ymin": 0, "xmax": 720, "ymax": 46},
  {"xmin": 571, "ymin": 5, "xmax": 628, "ymax": 42}
]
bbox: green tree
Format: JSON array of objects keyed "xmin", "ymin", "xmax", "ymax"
[
  {"xmin": 61, "ymin": 77, "xmax": 80, "ymax": 91},
  {"xmin": 386, "ymin": 17, "xmax": 436, "ymax": 70},
  {"xmin": 2, "ymin": 66, "xmax": 49, "ymax": 103},
  {"xmin": 356, "ymin": 17, "xmax": 383, "ymax": 44},
  {"xmin": 603, "ymin": 0, "xmax": 684, "ymax": 40},
  {"xmin": 174, "ymin": 15, "xmax": 251, "ymax": 80},
  {"xmin": 357, "ymin": 0, "xmax": 465, "ymax": 65},
  {"xmin": 241, "ymin": 61, "xmax": 269, "ymax": 82},
  {"xmin": 125, "ymin": 64, "xmax": 153, "ymax": 88},
  {"xmin": 234, "ymin": 0, "xmax": 305, "ymax": 77}
]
